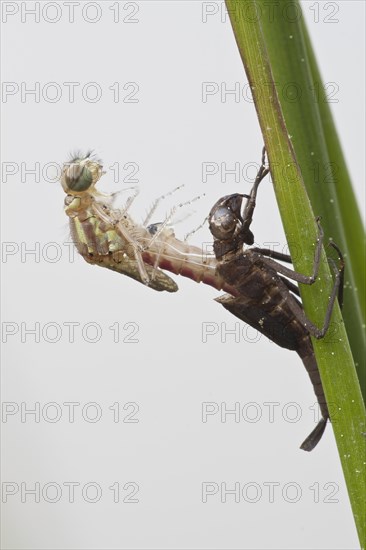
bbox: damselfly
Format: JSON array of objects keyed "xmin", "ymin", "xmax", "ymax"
[
  {"xmin": 61, "ymin": 150, "xmax": 344, "ymax": 450},
  {"xmin": 61, "ymin": 152, "xmax": 236, "ymax": 295}
]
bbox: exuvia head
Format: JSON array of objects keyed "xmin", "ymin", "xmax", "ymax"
[
  {"xmin": 208, "ymin": 193, "xmax": 255, "ymax": 257},
  {"xmin": 61, "ymin": 151, "xmax": 103, "ymax": 194}
]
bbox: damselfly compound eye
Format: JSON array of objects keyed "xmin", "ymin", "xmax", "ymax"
[
  {"xmin": 209, "ymin": 206, "xmax": 237, "ymax": 240},
  {"xmin": 61, "ymin": 156, "xmax": 103, "ymax": 193}
]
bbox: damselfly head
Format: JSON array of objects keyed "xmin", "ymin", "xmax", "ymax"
[{"xmin": 61, "ymin": 152, "xmax": 103, "ymax": 194}]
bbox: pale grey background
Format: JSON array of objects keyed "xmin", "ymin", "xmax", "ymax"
[{"xmin": 1, "ymin": 1, "xmax": 365, "ymax": 549}]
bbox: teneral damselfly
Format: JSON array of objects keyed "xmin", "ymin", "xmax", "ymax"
[{"xmin": 61, "ymin": 152, "xmax": 237, "ymax": 295}]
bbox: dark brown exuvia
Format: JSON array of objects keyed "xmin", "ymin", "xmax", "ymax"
[{"xmin": 208, "ymin": 149, "xmax": 344, "ymax": 451}]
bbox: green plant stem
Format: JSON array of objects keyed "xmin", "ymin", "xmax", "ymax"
[
  {"xmin": 300, "ymin": 19, "xmax": 366, "ymax": 389},
  {"xmin": 225, "ymin": 0, "xmax": 366, "ymax": 546},
  {"xmin": 256, "ymin": 0, "xmax": 365, "ymax": 397}
]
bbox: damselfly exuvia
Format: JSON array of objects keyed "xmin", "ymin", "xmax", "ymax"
[
  {"xmin": 60, "ymin": 152, "xmax": 236, "ymax": 295},
  {"xmin": 208, "ymin": 148, "xmax": 344, "ymax": 451}
]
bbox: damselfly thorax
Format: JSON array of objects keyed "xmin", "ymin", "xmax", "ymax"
[{"xmin": 61, "ymin": 153, "xmax": 237, "ymax": 294}]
